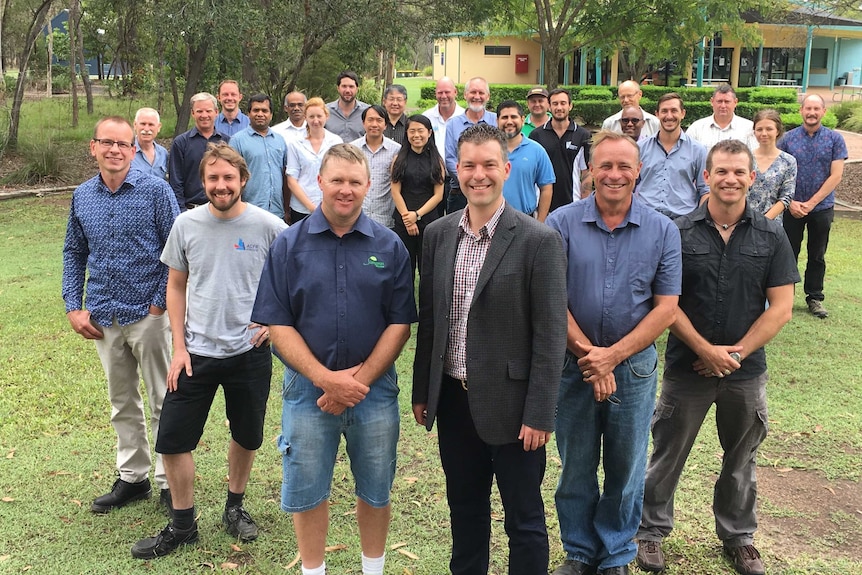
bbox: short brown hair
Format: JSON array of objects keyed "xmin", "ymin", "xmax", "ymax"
[
  {"xmin": 706, "ymin": 139, "xmax": 754, "ymax": 172},
  {"xmin": 457, "ymin": 124, "xmax": 508, "ymax": 164},
  {"xmin": 656, "ymin": 92, "xmax": 684, "ymax": 111},
  {"xmin": 198, "ymin": 142, "xmax": 250, "ymax": 183},
  {"xmin": 93, "ymin": 116, "xmax": 132, "ymax": 139},
  {"xmin": 320, "ymin": 143, "xmax": 370, "ymax": 180},
  {"xmin": 590, "ymin": 130, "xmax": 639, "ymax": 163}
]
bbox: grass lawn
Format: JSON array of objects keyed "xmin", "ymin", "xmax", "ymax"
[{"xmin": 0, "ymin": 195, "xmax": 861, "ymax": 574}]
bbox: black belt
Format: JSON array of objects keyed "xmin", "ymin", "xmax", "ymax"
[{"xmin": 444, "ymin": 373, "xmax": 468, "ymax": 390}]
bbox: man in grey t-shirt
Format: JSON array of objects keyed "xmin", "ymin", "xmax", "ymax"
[{"xmin": 133, "ymin": 143, "xmax": 287, "ymax": 559}]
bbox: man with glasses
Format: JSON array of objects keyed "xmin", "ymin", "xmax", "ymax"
[
  {"xmin": 63, "ymin": 116, "xmax": 179, "ymax": 516},
  {"xmin": 620, "ymin": 106, "xmax": 646, "ymax": 142},
  {"xmin": 382, "ymin": 84, "xmax": 408, "ymax": 145},
  {"xmin": 602, "ymin": 80, "xmax": 660, "ymax": 137},
  {"xmin": 547, "ymin": 131, "xmax": 680, "ymax": 575},
  {"xmin": 272, "ymin": 91, "xmax": 308, "ymax": 144}
]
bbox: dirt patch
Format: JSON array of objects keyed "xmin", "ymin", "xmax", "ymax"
[
  {"xmin": 757, "ymin": 466, "xmax": 862, "ymax": 561},
  {"xmin": 836, "ymin": 161, "xmax": 862, "ymax": 208}
]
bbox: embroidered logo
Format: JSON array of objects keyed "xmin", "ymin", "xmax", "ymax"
[
  {"xmin": 363, "ymin": 255, "xmax": 385, "ymax": 269},
  {"xmin": 234, "ymin": 238, "xmax": 261, "ymax": 251}
]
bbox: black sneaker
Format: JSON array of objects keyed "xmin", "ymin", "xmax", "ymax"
[
  {"xmin": 91, "ymin": 478, "xmax": 151, "ymax": 513},
  {"xmin": 159, "ymin": 489, "xmax": 173, "ymax": 515},
  {"xmin": 223, "ymin": 505, "xmax": 259, "ymax": 541},
  {"xmin": 131, "ymin": 521, "xmax": 199, "ymax": 559}
]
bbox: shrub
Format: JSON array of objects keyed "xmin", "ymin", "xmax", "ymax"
[
  {"xmin": 577, "ymin": 87, "xmax": 614, "ymax": 100},
  {"xmin": 840, "ymin": 107, "xmax": 862, "ymax": 132},
  {"xmin": 781, "ymin": 111, "xmax": 838, "ymax": 130},
  {"xmin": 421, "ymin": 65, "xmax": 433, "ymax": 77},
  {"xmin": 748, "ymin": 88, "xmax": 798, "ymax": 104},
  {"xmin": 831, "ymin": 101, "xmax": 862, "ymax": 126},
  {"xmin": 1, "ymin": 135, "xmax": 63, "ymax": 185}
]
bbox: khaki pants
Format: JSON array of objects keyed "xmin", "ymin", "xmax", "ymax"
[{"xmin": 93, "ymin": 313, "xmax": 170, "ymax": 489}]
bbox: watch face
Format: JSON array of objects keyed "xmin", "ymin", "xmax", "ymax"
[{"xmin": 730, "ymin": 352, "xmax": 741, "ymax": 363}]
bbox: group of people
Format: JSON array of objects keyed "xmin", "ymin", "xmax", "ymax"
[{"xmin": 61, "ymin": 71, "xmax": 846, "ymax": 575}]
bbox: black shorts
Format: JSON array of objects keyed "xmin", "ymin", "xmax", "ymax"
[{"xmin": 156, "ymin": 345, "xmax": 272, "ymax": 453}]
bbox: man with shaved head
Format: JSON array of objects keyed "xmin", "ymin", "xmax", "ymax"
[
  {"xmin": 620, "ymin": 106, "xmax": 646, "ymax": 142},
  {"xmin": 602, "ymin": 80, "xmax": 660, "ymax": 137},
  {"xmin": 424, "ymin": 76, "xmax": 465, "ymax": 215}
]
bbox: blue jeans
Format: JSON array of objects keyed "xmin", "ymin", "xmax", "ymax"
[{"xmin": 555, "ymin": 345, "xmax": 658, "ymax": 570}]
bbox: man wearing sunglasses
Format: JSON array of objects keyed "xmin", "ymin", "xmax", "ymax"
[{"xmin": 619, "ymin": 106, "xmax": 646, "ymax": 142}]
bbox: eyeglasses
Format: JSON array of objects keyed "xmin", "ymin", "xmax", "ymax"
[
  {"xmin": 287, "ymin": 103, "xmax": 305, "ymax": 108},
  {"xmin": 385, "ymin": 97, "xmax": 406, "ymax": 103},
  {"xmin": 620, "ymin": 118, "xmax": 642, "ymax": 125},
  {"xmin": 93, "ymin": 138, "xmax": 133, "ymax": 150}
]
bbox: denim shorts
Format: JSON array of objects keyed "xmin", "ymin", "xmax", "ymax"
[{"xmin": 278, "ymin": 364, "xmax": 400, "ymax": 513}]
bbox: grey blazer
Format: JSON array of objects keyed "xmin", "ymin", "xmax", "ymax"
[{"xmin": 412, "ymin": 204, "xmax": 568, "ymax": 445}]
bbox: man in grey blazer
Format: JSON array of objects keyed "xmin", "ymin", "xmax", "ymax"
[{"xmin": 412, "ymin": 124, "xmax": 568, "ymax": 575}]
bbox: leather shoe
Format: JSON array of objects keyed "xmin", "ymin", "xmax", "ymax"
[
  {"xmin": 598, "ymin": 566, "xmax": 629, "ymax": 575},
  {"xmin": 131, "ymin": 521, "xmax": 198, "ymax": 559},
  {"xmin": 636, "ymin": 540, "xmax": 665, "ymax": 572},
  {"xmin": 91, "ymin": 478, "xmax": 151, "ymax": 513},
  {"xmin": 552, "ymin": 559, "xmax": 597, "ymax": 575},
  {"xmin": 723, "ymin": 544, "xmax": 765, "ymax": 575}
]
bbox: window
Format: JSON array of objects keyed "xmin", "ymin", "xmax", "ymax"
[
  {"xmin": 810, "ymin": 48, "xmax": 828, "ymax": 69},
  {"xmin": 484, "ymin": 45, "xmax": 511, "ymax": 56}
]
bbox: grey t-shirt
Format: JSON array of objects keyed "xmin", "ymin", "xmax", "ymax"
[{"xmin": 161, "ymin": 203, "xmax": 287, "ymax": 358}]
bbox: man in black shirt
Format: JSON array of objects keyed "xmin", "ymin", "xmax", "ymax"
[
  {"xmin": 636, "ymin": 140, "xmax": 799, "ymax": 575},
  {"xmin": 529, "ymin": 88, "xmax": 591, "ymax": 212}
]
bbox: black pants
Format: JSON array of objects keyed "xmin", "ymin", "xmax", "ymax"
[
  {"xmin": 783, "ymin": 207, "xmax": 833, "ymax": 302},
  {"xmin": 436, "ymin": 375, "xmax": 549, "ymax": 575}
]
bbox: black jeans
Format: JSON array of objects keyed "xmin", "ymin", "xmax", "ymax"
[{"xmin": 783, "ymin": 207, "xmax": 833, "ymax": 302}]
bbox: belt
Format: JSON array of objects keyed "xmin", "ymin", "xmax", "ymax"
[{"xmin": 445, "ymin": 373, "xmax": 468, "ymax": 390}]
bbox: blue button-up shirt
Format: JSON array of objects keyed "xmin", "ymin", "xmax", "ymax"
[
  {"xmin": 215, "ymin": 111, "xmax": 250, "ymax": 137},
  {"xmin": 132, "ymin": 140, "xmax": 168, "ymax": 181},
  {"xmin": 251, "ymin": 208, "xmax": 418, "ymax": 370},
  {"xmin": 778, "ymin": 125, "xmax": 848, "ymax": 212},
  {"xmin": 546, "ymin": 195, "xmax": 682, "ymax": 347},
  {"xmin": 444, "ymin": 110, "xmax": 497, "ymax": 189},
  {"xmin": 169, "ymin": 127, "xmax": 228, "ymax": 208},
  {"xmin": 62, "ymin": 169, "xmax": 179, "ymax": 326},
  {"xmin": 230, "ymin": 127, "xmax": 289, "ymax": 218},
  {"xmin": 637, "ymin": 132, "xmax": 709, "ymax": 218}
]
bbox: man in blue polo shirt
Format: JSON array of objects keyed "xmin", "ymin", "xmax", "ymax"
[
  {"xmin": 547, "ymin": 131, "xmax": 681, "ymax": 575},
  {"xmin": 497, "ymin": 100, "xmax": 555, "ymax": 222},
  {"xmin": 251, "ymin": 143, "xmax": 417, "ymax": 575},
  {"xmin": 229, "ymin": 93, "xmax": 289, "ymax": 220},
  {"xmin": 778, "ymin": 94, "xmax": 847, "ymax": 319},
  {"xmin": 444, "ymin": 76, "xmax": 496, "ymax": 213}
]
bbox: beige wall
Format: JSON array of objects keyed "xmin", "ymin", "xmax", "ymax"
[{"xmin": 433, "ymin": 36, "xmax": 543, "ymax": 85}]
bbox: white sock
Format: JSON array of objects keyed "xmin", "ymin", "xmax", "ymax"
[
  {"xmin": 301, "ymin": 562, "xmax": 326, "ymax": 575},
  {"xmin": 362, "ymin": 552, "xmax": 385, "ymax": 575}
]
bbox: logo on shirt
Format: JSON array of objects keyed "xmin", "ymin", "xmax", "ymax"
[
  {"xmin": 363, "ymin": 255, "xmax": 386, "ymax": 269},
  {"xmin": 234, "ymin": 238, "xmax": 262, "ymax": 252}
]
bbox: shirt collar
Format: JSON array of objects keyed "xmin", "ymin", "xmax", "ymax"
[
  {"xmin": 306, "ymin": 206, "xmax": 376, "ymax": 238},
  {"xmin": 458, "ymin": 200, "xmax": 506, "ymax": 239}
]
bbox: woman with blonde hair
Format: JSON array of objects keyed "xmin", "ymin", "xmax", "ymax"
[{"xmin": 285, "ymin": 97, "xmax": 343, "ymax": 222}]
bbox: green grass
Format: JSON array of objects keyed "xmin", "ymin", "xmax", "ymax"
[{"xmin": 1, "ymin": 196, "xmax": 861, "ymax": 573}]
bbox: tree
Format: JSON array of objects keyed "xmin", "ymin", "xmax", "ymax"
[{"xmin": 8, "ymin": 0, "xmax": 53, "ymax": 149}]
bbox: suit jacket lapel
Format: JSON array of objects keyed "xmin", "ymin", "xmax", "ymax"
[
  {"xmin": 472, "ymin": 206, "xmax": 516, "ymax": 306},
  {"xmin": 440, "ymin": 217, "xmax": 461, "ymax": 306}
]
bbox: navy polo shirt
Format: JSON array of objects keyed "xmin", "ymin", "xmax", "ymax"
[{"xmin": 251, "ymin": 208, "xmax": 417, "ymax": 370}]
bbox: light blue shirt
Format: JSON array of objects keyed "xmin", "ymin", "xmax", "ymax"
[
  {"xmin": 502, "ymin": 137, "xmax": 555, "ymax": 215},
  {"xmin": 216, "ymin": 111, "xmax": 250, "ymax": 137},
  {"xmin": 132, "ymin": 140, "xmax": 168, "ymax": 181},
  {"xmin": 444, "ymin": 110, "xmax": 497, "ymax": 188},
  {"xmin": 637, "ymin": 132, "xmax": 709, "ymax": 218},
  {"xmin": 230, "ymin": 127, "xmax": 289, "ymax": 218},
  {"xmin": 546, "ymin": 195, "xmax": 682, "ymax": 347}
]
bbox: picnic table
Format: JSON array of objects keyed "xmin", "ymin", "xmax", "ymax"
[{"xmin": 833, "ymin": 84, "xmax": 862, "ymax": 102}]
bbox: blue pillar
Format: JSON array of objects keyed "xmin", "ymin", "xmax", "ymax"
[
  {"xmin": 563, "ymin": 54, "xmax": 571, "ymax": 85},
  {"xmin": 831, "ymin": 37, "xmax": 840, "ymax": 89},
  {"xmin": 708, "ymin": 38, "xmax": 715, "ymax": 80},
  {"xmin": 801, "ymin": 25, "xmax": 813, "ymax": 91},
  {"xmin": 539, "ymin": 48, "xmax": 545, "ymax": 85},
  {"xmin": 696, "ymin": 38, "xmax": 706, "ymax": 86},
  {"xmin": 595, "ymin": 48, "xmax": 602, "ymax": 85}
]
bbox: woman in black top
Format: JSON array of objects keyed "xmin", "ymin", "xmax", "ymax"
[{"xmin": 391, "ymin": 114, "xmax": 445, "ymax": 277}]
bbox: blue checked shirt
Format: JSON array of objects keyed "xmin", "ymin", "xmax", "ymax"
[{"xmin": 62, "ymin": 169, "xmax": 179, "ymax": 326}]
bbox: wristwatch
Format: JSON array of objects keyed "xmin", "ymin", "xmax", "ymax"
[
  {"xmin": 729, "ymin": 352, "xmax": 741, "ymax": 363},
  {"xmin": 415, "ymin": 211, "xmax": 422, "ymax": 221}
]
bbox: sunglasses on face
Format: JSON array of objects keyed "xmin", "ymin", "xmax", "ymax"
[{"xmin": 620, "ymin": 118, "xmax": 642, "ymax": 125}]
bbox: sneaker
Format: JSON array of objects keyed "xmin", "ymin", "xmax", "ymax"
[
  {"xmin": 223, "ymin": 505, "xmax": 259, "ymax": 541},
  {"xmin": 723, "ymin": 544, "xmax": 765, "ymax": 575},
  {"xmin": 597, "ymin": 567, "xmax": 629, "ymax": 575},
  {"xmin": 91, "ymin": 478, "xmax": 151, "ymax": 513},
  {"xmin": 551, "ymin": 559, "xmax": 597, "ymax": 575},
  {"xmin": 636, "ymin": 540, "xmax": 665, "ymax": 572},
  {"xmin": 808, "ymin": 299, "xmax": 828, "ymax": 318},
  {"xmin": 131, "ymin": 521, "xmax": 199, "ymax": 559},
  {"xmin": 159, "ymin": 489, "xmax": 173, "ymax": 515}
]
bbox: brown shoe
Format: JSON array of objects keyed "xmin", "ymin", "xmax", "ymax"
[
  {"xmin": 636, "ymin": 539, "xmax": 665, "ymax": 572},
  {"xmin": 723, "ymin": 544, "xmax": 765, "ymax": 575}
]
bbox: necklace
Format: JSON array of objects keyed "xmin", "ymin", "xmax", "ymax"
[{"xmin": 715, "ymin": 219, "xmax": 742, "ymax": 231}]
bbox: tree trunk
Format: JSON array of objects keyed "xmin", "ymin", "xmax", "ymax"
[
  {"xmin": 46, "ymin": 21, "xmax": 53, "ymax": 97},
  {"xmin": 9, "ymin": 0, "xmax": 54, "ymax": 149},
  {"xmin": 75, "ymin": 15, "xmax": 93, "ymax": 114},
  {"xmin": 173, "ymin": 39, "xmax": 209, "ymax": 136},
  {"xmin": 69, "ymin": 0, "xmax": 79, "ymax": 127}
]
